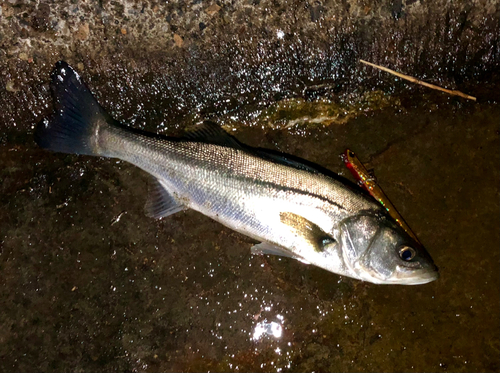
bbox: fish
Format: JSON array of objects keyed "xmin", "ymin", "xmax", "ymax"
[{"xmin": 35, "ymin": 61, "xmax": 438, "ymax": 285}]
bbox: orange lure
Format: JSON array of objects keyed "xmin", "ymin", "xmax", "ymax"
[{"xmin": 341, "ymin": 149, "xmax": 420, "ymax": 244}]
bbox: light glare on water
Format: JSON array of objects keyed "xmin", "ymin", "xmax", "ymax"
[{"xmin": 252, "ymin": 319, "xmax": 283, "ymax": 341}]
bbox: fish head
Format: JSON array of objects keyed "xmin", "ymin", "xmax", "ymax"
[{"xmin": 339, "ymin": 212, "xmax": 438, "ymax": 285}]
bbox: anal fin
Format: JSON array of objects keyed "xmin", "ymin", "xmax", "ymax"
[{"xmin": 145, "ymin": 178, "xmax": 185, "ymax": 219}]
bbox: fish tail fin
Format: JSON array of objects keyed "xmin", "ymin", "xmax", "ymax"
[{"xmin": 35, "ymin": 61, "xmax": 116, "ymax": 156}]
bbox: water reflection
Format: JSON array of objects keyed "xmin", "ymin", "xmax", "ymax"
[{"xmin": 252, "ymin": 314, "xmax": 284, "ymax": 341}]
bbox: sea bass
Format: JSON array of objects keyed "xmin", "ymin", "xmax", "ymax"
[{"xmin": 35, "ymin": 61, "xmax": 438, "ymax": 285}]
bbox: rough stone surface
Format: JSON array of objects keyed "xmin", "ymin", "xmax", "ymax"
[{"xmin": 1, "ymin": 0, "xmax": 499, "ymax": 132}]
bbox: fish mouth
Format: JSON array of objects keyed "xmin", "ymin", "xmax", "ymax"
[{"xmin": 388, "ymin": 266, "xmax": 440, "ymax": 285}]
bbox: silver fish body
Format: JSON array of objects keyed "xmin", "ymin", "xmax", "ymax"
[{"xmin": 35, "ymin": 61, "xmax": 438, "ymax": 285}]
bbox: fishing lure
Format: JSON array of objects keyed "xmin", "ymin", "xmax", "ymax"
[{"xmin": 341, "ymin": 149, "xmax": 420, "ymax": 243}]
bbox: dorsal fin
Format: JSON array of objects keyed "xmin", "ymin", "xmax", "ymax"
[{"xmin": 184, "ymin": 121, "xmax": 244, "ymax": 149}]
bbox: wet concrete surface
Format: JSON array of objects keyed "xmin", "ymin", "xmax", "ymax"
[
  {"xmin": 1, "ymin": 0, "xmax": 500, "ymax": 372},
  {"xmin": 1, "ymin": 94, "xmax": 499, "ymax": 372}
]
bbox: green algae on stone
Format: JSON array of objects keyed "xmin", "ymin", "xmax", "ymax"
[{"xmin": 221, "ymin": 90, "xmax": 401, "ymax": 131}]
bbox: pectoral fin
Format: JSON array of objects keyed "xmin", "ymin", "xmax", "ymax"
[
  {"xmin": 279, "ymin": 212, "xmax": 336, "ymax": 253},
  {"xmin": 145, "ymin": 178, "xmax": 186, "ymax": 219}
]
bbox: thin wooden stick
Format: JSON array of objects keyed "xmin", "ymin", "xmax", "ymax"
[{"xmin": 360, "ymin": 59, "xmax": 476, "ymax": 101}]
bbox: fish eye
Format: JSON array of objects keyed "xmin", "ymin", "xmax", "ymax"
[{"xmin": 399, "ymin": 245, "xmax": 416, "ymax": 261}]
